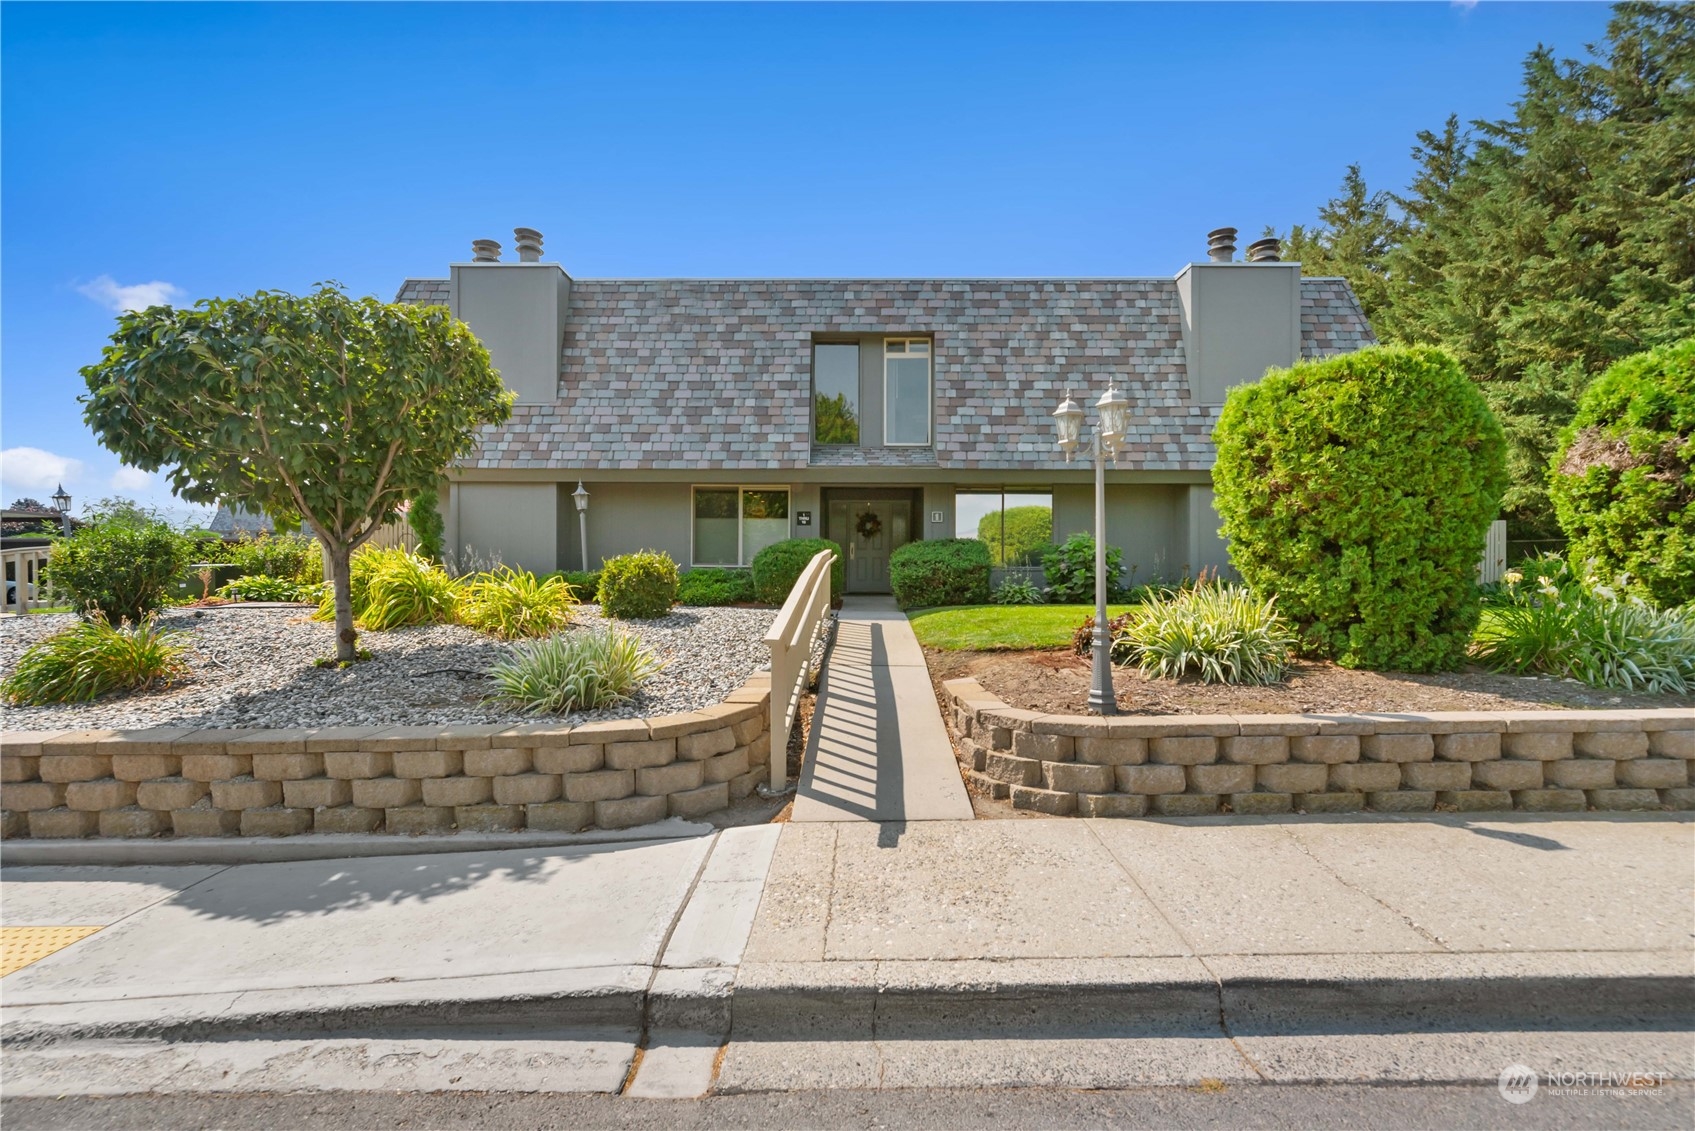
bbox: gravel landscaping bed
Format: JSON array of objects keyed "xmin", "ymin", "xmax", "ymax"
[{"xmin": 0, "ymin": 605, "xmax": 776, "ymax": 730}]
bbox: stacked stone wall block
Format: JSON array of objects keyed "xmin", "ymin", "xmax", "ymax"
[
  {"xmin": 1256, "ymin": 763, "xmax": 1328, "ymax": 794},
  {"xmin": 1616, "ymin": 759, "xmax": 1689, "ymax": 790},
  {"xmin": 456, "ymin": 804, "xmax": 523, "ymax": 832},
  {"xmin": 240, "ymin": 806, "xmax": 313, "ymax": 836},
  {"xmin": 1647, "ymin": 730, "xmax": 1693, "ymax": 758},
  {"xmin": 1189, "ymin": 763, "xmax": 1255, "ymax": 794},
  {"xmin": 1438, "ymin": 790, "xmax": 1514, "ymax": 812},
  {"xmin": 172, "ymin": 807, "xmax": 241, "ymax": 836},
  {"xmin": 677, "ymin": 728, "xmax": 737, "ymax": 761},
  {"xmin": 135, "ymin": 778, "xmax": 208, "ymax": 811},
  {"xmin": 730, "ymin": 768, "xmax": 765, "ymax": 801},
  {"xmin": 1077, "ymin": 792, "xmax": 1148, "ymax": 818},
  {"xmin": 636, "ymin": 760, "xmax": 704, "ymax": 797},
  {"xmin": 282, "ymin": 778, "xmax": 353, "ymax": 809},
  {"xmin": 533, "ymin": 745, "xmax": 604, "ymax": 775},
  {"xmin": 987, "ymin": 725, "xmax": 1014, "ymax": 751},
  {"xmin": 1116, "ymin": 764, "xmax": 1186, "ymax": 794},
  {"xmin": 961, "ymin": 739, "xmax": 988, "ymax": 772},
  {"xmin": 303, "ymin": 727, "xmax": 385, "ymax": 754},
  {"xmin": 357, "ymin": 727, "xmax": 439, "ymax": 752},
  {"xmin": 1230, "ymin": 792, "xmax": 1293, "ymax": 815},
  {"xmin": 3, "ymin": 810, "xmax": 29, "ymax": 837},
  {"xmin": 1222, "ymin": 736, "xmax": 1289, "ymax": 765},
  {"xmin": 564, "ymin": 769, "xmax": 635, "ymax": 803},
  {"xmin": 596, "ymin": 794, "xmax": 668, "ymax": 829},
  {"xmin": 670, "ymin": 782, "xmax": 731, "ymax": 818},
  {"xmin": 432, "ymin": 725, "xmax": 507, "ymax": 752},
  {"xmin": 526, "ymin": 800, "xmax": 593, "ymax": 832},
  {"xmin": 463, "ymin": 747, "xmax": 531, "ymax": 778},
  {"xmin": 1329, "ymin": 763, "xmax": 1401, "ymax": 793},
  {"xmin": 966, "ymin": 772, "xmax": 1011, "ymax": 800},
  {"xmin": 111, "ymin": 753, "xmax": 180, "ymax": 781},
  {"xmin": 1469, "ymin": 760, "xmax": 1544, "ymax": 792},
  {"xmin": 313, "ymin": 806, "xmax": 384, "ymax": 833},
  {"xmin": 1, "ymin": 753, "xmax": 40, "ymax": 783},
  {"xmin": 1013, "ymin": 731, "xmax": 1073, "ymax": 762},
  {"xmin": 4, "ymin": 782, "xmax": 67, "ymax": 811},
  {"xmin": 747, "ymin": 732, "xmax": 773, "ymax": 765},
  {"xmin": 1587, "ymin": 788, "xmax": 1661, "ymax": 811},
  {"xmin": 1544, "ymin": 759, "xmax": 1616, "ymax": 790},
  {"xmin": 30, "ymin": 809, "xmax": 99, "ymax": 837},
  {"xmin": 1075, "ymin": 737, "xmax": 1147, "ymax": 766},
  {"xmin": 38, "ymin": 754, "xmax": 113, "ymax": 783},
  {"xmin": 211, "ymin": 777, "xmax": 284, "ymax": 810},
  {"xmin": 570, "ymin": 720, "xmax": 650, "ymax": 746},
  {"xmin": 350, "ymin": 777, "xmax": 423, "ymax": 809},
  {"xmin": 1400, "ymin": 762, "xmax": 1472, "ymax": 792},
  {"xmin": 1010, "ymin": 785, "xmax": 1076, "ymax": 815},
  {"xmin": 386, "ymin": 805, "xmax": 455, "ymax": 835},
  {"xmin": 648, "ymin": 712, "xmax": 713, "ymax": 740},
  {"xmin": 1365, "ymin": 790, "xmax": 1430, "ymax": 811},
  {"xmin": 703, "ymin": 747, "xmax": 751, "ymax": 784},
  {"xmin": 1659, "ymin": 787, "xmax": 1695, "ymax": 810},
  {"xmin": 1363, "ymin": 733, "xmax": 1437, "ymax": 762},
  {"xmin": 491, "ymin": 773, "xmax": 562, "ymax": 805},
  {"xmin": 1152, "ymin": 793, "xmax": 1219, "ymax": 816},
  {"xmin": 323, "ymin": 751, "xmax": 393, "ymax": 780},
  {"xmin": 731, "ymin": 716, "xmax": 765, "ymax": 745},
  {"xmin": 984, "ymin": 752, "xmax": 1042, "ymax": 787},
  {"xmin": 180, "ymin": 754, "xmax": 252, "ymax": 782},
  {"xmin": 1503, "ymin": 732, "xmax": 1573, "ymax": 761},
  {"xmin": 1296, "ymin": 792, "xmax": 1364, "ymax": 813},
  {"xmin": 393, "ymin": 749, "xmax": 464, "ymax": 779},
  {"xmin": 1150, "ymin": 737, "xmax": 1217, "ymax": 765},
  {"xmin": 420, "ymin": 776, "xmax": 493, "ymax": 807},
  {"xmin": 1432, "ymin": 733, "xmax": 1498, "ymax": 762},
  {"xmin": 1042, "ymin": 761, "xmax": 1114, "ymax": 793},
  {"xmin": 1515, "ymin": 789, "xmax": 1587, "ymax": 812},
  {"xmin": 65, "ymin": 779, "xmax": 135, "ymax": 811},
  {"xmin": 98, "ymin": 807, "xmax": 171, "ymax": 837},
  {"xmin": 250, "ymin": 752, "xmax": 324, "ymax": 782},
  {"xmin": 1290, "ymin": 735, "xmax": 1360, "ymax": 764},
  {"xmin": 1573, "ymin": 731, "xmax": 1649, "ymax": 760},
  {"xmin": 606, "ymin": 739, "xmax": 677, "ymax": 770}
]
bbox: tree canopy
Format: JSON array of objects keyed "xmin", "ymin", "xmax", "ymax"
[{"xmin": 978, "ymin": 504, "xmax": 1053, "ymax": 567}]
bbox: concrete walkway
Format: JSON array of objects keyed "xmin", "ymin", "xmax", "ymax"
[{"xmin": 790, "ymin": 597, "xmax": 972, "ymax": 824}]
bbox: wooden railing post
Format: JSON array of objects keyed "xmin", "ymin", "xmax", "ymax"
[{"xmin": 762, "ymin": 549, "xmax": 836, "ymax": 790}]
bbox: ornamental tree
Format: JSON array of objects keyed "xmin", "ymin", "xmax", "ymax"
[{"xmin": 80, "ymin": 284, "xmax": 512, "ymax": 661}]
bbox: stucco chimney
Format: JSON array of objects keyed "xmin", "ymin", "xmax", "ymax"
[
  {"xmin": 1246, "ymin": 237, "xmax": 1282, "ymax": 263},
  {"xmin": 1206, "ymin": 227, "xmax": 1238, "ymax": 263},
  {"xmin": 471, "ymin": 239, "xmax": 502, "ymax": 263},
  {"xmin": 514, "ymin": 228, "xmax": 544, "ymax": 263}
]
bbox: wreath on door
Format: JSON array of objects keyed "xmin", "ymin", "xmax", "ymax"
[{"xmin": 855, "ymin": 510, "xmax": 883, "ymax": 540}]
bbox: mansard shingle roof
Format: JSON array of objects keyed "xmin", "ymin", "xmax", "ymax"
[{"xmin": 395, "ymin": 275, "xmax": 1375, "ymax": 473}]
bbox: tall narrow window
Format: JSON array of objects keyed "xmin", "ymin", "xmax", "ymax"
[
  {"xmin": 813, "ymin": 343, "xmax": 860, "ymax": 444},
  {"xmin": 885, "ymin": 338, "xmax": 931, "ymax": 446}
]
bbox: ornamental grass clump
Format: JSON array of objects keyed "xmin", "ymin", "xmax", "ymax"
[
  {"xmin": 1114, "ymin": 582, "xmax": 1295, "ymax": 685},
  {"xmin": 2, "ymin": 617, "xmax": 190, "ymax": 705},
  {"xmin": 486, "ymin": 627, "xmax": 663, "ymax": 714},
  {"xmin": 314, "ymin": 547, "xmax": 459, "ymax": 630},
  {"xmin": 458, "ymin": 567, "xmax": 579, "ymax": 639},
  {"xmin": 1471, "ymin": 560, "xmax": 1695, "ymax": 694}
]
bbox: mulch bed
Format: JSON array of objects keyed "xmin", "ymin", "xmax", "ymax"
[{"xmin": 924, "ymin": 647, "xmax": 1695, "ymax": 718}]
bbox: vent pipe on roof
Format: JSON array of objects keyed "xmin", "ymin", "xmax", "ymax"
[
  {"xmin": 1246, "ymin": 237, "xmax": 1282, "ymax": 263},
  {"xmin": 514, "ymin": 228, "xmax": 544, "ymax": 262},
  {"xmin": 1206, "ymin": 227, "xmax": 1238, "ymax": 263},
  {"xmin": 471, "ymin": 239, "xmax": 502, "ymax": 263}
]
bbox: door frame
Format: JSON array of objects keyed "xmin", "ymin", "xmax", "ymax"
[{"xmin": 821, "ymin": 487, "xmax": 925, "ymax": 594}]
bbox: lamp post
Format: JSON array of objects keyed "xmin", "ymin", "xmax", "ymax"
[
  {"xmin": 572, "ymin": 482, "xmax": 590, "ymax": 573},
  {"xmin": 1054, "ymin": 384, "xmax": 1129, "ymax": 715},
  {"xmin": 51, "ymin": 483, "xmax": 72, "ymax": 537}
]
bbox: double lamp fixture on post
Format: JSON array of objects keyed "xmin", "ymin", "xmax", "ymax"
[{"xmin": 1053, "ymin": 383, "xmax": 1129, "ymax": 715}]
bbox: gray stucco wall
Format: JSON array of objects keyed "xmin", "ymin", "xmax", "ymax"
[
  {"xmin": 453, "ymin": 483, "xmax": 558, "ymax": 575},
  {"xmin": 1053, "ymin": 484, "xmax": 1189, "ymax": 586}
]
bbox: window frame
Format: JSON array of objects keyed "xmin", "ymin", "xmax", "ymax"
[
  {"xmin": 811, "ymin": 340, "xmax": 862, "ymax": 447},
  {"xmin": 883, "ymin": 337, "xmax": 933, "ymax": 447},
  {"xmin": 690, "ymin": 485, "xmax": 792, "ymax": 568}
]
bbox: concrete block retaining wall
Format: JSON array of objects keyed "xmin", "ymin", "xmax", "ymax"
[
  {"xmin": 0, "ymin": 675, "xmax": 772, "ymax": 839},
  {"xmin": 944, "ymin": 677, "xmax": 1695, "ymax": 817}
]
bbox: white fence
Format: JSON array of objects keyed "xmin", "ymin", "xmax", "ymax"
[
  {"xmin": 2, "ymin": 546, "xmax": 54, "ymax": 612},
  {"xmin": 1477, "ymin": 519, "xmax": 1508, "ymax": 584},
  {"xmin": 763, "ymin": 549, "xmax": 836, "ymax": 791}
]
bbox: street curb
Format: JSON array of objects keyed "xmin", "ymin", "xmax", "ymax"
[{"xmin": 0, "ymin": 818, "xmax": 714, "ymax": 867}]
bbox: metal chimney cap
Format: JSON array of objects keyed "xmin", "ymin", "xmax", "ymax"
[
  {"xmin": 1206, "ymin": 227, "xmax": 1238, "ymax": 263},
  {"xmin": 471, "ymin": 239, "xmax": 502, "ymax": 263},
  {"xmin": 514, "ymin": 227, "xmax": 544, "ymax": 262},
  {"xmin": 1246, "ymin": 237, "xmax": 1283, "ymax": 263}
]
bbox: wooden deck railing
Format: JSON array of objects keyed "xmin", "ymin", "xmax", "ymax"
[
  {"xmin": 2, "ymin": 546, "xmax": 54, "ymax": 613},
  {"xmin": 762, "ymin": 548, "xmax": 836, "ymax": 790}
]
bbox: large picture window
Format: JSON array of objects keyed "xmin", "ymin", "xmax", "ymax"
[
  {"xmin": 956, "ymin": 490, "xmax": 1054, "ymax": 567},
  {"xmin": 885, "ymin": 338, "xmax": 931, "ymax": 446},
  {"xmin": 693, "ymin": 487, "xmax": 791, "ymax": 566},
  {"xmin": 813, "ymin": 343, "xmax": 860, "ymax": 444}
]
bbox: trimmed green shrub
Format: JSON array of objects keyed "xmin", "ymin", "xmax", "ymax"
[
  {"xmin": 1214, "ymin": 344, "xmax": 1508, "ymax": 671},
  {"xmin": 1114, "ymin": 583, "xmax": 1295, "ymax": 685},
  {"xmin": 1041, "ymin": 533, "xmax": 1127, "ymax": 604},
  {"xmin": 678, "ymin": 568, "xmax": 756, "ymax": 607},
  {"xmin": 458, "ymin": 567, "xmax": 579, "ymax": 639},
  {"xmin": 889, "ymin": 538, "xmax": 991, "ymax": 609},
  {"xmin": 556, "ymin": 570, "xmax": 603, "ymax": 603},
  {"xmin": 598, "ymin": 550, "xmax": 679, "ymax": 619},
  {"xmin": 751, "ymin": 538, "xmax": 843, "ymax": 605},
  {"xmin": 1549, "ymin": 338, "xmax": 1694, "ymax": 608},
  {"xmin": 487, "ymin": 627, "xmax": 663, "ymax": 714},
  {"xmin": 227, "ymin": 531, "xmax": 319, "ymax": 582},
  {"xmin": 2, "ymin": 617, "xmax": 190, "ymax": 705},
  {"xmin": 406, "ymin": 488, "xmax": 446, "ymax": 563},
  {"xmin": 46, "ymin": 512, "xmax": 195, "ymax": 625},
  {"xmin": 992, "ymin": 577, "xmax": 1044, "ymax": 605},
  {"xmin": 1471, "ymin": 560, "xmax": 1695, "ymax": 693}
]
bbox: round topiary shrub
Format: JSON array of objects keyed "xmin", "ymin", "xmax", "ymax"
[
  {"xmin": 750, "ymin": 538, "xmax": 843, "ymax": 605},
  {"xmin": 597, "ymin": 550, "xmax": 679, "ymax": 619},
  {"xmin": 889, "ymin": 538, "xmax": 991, "ymax": 609},
  {"xmin": 1213, "ymin": 344, "xmax": 1508, "ymax": 671},
  {"xmin": 1549, "ymin": 338, "xmax": 1693, "ymax": 608}
]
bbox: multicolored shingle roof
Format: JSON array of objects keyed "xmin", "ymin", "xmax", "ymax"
[{"xmin": 395, "ymin": 275, "xmax": 1375, "ymax": 473}]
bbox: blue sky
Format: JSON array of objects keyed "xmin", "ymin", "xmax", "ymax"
[{"xmin": 2, "ymin": 1, "xmax": 1613, "ymax": 521}]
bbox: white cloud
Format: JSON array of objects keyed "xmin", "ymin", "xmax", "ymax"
[
  {"xmin": 1451, "ymin": 1, "xmax": 1479, "ymax": 9},
  {"xmin": 76, "ymin": 275, "xmax": 185, "ymax": 313},
  {"xmin": 0, "ymin": 447, "xmax": 84, "ymax": 497},
  {"xmin": 110, "ymin": 466, "xmax": 153, "ymax": 492}
]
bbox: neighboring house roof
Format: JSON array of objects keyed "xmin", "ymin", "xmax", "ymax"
[
  {"xmin": 208, "ymin": 504, "xmax": 274, "ymax": 534},
  {"xmin": 395, "ymin": 275, "xmax": 1376, "ymax": 474}
]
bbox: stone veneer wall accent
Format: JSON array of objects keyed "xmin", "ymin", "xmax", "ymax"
[
  {"xmin": 943, "ymin": 678, "xmax": 1695, "ymax": 818},
  {"xmin": 0, "ymin": 675, "xmax": 771, "ymax": 839}
]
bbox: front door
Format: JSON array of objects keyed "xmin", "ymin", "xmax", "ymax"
[{"xmin": 834, "ymin": 499, "xmax": 911, "ymax": 594}]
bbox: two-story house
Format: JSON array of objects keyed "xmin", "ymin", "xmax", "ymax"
[{"xmin": 396, "ymin": 227, "xmax": 1374, "ymax": 593}]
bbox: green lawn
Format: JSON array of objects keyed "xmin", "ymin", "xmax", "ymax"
[{"xmin": 907, "ymin": 603, "xmax": 1139, "ymax": 651}]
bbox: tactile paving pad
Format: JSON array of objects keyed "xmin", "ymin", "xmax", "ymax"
[{"xmin": 1, "ymin": 926, "xmax": 102, "ymax": 976}]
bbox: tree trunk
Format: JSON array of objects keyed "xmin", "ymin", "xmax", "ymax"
[{"xmin": 328, "ymin": 543, "xmax": 358, "ymax": 663}]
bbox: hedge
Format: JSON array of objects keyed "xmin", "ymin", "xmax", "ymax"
[
  {"xmin": 597, "ymin": 551, "xmax": 678, "ymax": 619},
  {"xmin": 889, "ymin": 538, "xmax": 991, "ymax": 609},
  {"xmin": 678, "ymin": 567, "xmax": 756, "ymax": 606},
  {"xmin": 751, "ymin": 538, "xmax": 843, "ymax": 605}
]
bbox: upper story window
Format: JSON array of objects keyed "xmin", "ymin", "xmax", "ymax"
[
  {"xmin": 885, "ymin": 338, "xmax": 931, "ymax": 446},
  {"xmin": 813, "ymin": 343, "xmax": 860, "ymax": 444}
]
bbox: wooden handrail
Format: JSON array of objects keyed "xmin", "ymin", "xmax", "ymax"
[
  {"xmin": 762, "ymin": 549, "xmax": 836, "ymax": 790},
  {"xmin": 2, "ymin": 546, "xmax": 55, "ymax": 614}
]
